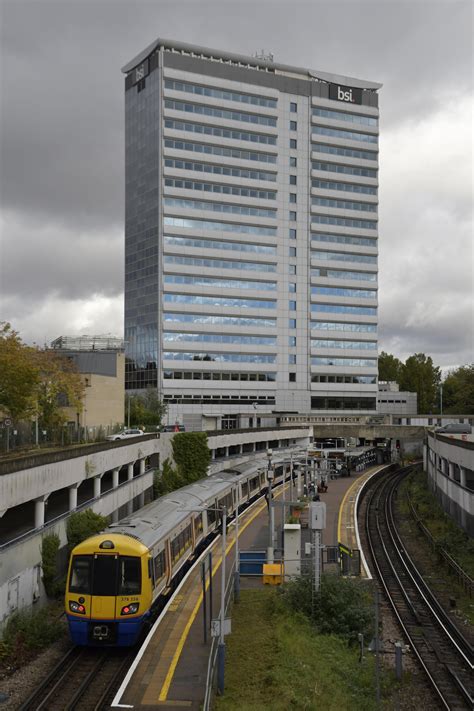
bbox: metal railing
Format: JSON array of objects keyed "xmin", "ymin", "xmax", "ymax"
[{"xmin": 406, "ymin": 491, "xmax": 473, "ymax": 597}]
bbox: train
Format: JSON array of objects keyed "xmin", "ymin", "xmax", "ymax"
[{"xmin": 65, "ymin": 461, "xmax": 283, "ymax": 646}]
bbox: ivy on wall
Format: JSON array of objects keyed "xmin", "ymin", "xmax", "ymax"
[
  {"xmin": 41, "ymin": 533, "xmax": 60, "ymax": 597},
  {"xmin": 172, "ymin": 432, "xmax": 211, "ymax": 484},
  {"xmin": 66, "ymin": 509, "xmax": 108, "ymax": 552}
]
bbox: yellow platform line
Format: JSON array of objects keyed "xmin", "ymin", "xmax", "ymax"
[
  {"xmin": 158, "ymin": 491, "xmax": 279, "ymax": 701},
  {"xmin": 337, "ymin": 477, "xmax": 361, "ymax": 546}
]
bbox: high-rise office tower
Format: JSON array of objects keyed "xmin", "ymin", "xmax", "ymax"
[{"xmin": 122, "ymin": 40, "xmax": 381, "ymax": 424}]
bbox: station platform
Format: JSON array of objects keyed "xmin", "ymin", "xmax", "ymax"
[{"xmin": 112, "ymin": 465, "xmax": 385, "ymax": 710}]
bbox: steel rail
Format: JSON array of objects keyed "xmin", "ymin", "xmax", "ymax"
[{"xmin": 364, "ymin": 467, "xmax": 473, "ymax": 710}]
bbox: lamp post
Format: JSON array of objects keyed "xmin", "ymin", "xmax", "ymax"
[
  {"xmin": 266, "ymin": 448, "xmax": 274, "ymax": 564},
  {"xmin": 440, "ymin": 383, "xmax": 443, "ymax": 417}
]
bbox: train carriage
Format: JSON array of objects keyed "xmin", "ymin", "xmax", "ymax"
[{"xmin": 65, "ymin": 460, "xmax": 286, "ymax": 646}]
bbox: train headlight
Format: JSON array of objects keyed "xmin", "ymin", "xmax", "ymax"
[
  {"xmin": 120, "ymin": 603, "xmax": 140, "ymax": 616},
  {"xmin": 69, "ymin": 600, "xmax": 86, "ymax": 614}
]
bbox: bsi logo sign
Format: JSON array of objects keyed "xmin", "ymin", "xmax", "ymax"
[{"xmin": 329, "ymin": 83, "xmax": 362, "ymax": 105}]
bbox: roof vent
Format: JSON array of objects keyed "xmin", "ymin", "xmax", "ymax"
[{"xmin": 254, "ymin": 50, "xmax": 274, "ymax": 64}]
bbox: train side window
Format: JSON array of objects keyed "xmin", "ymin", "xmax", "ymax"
[{"xmin": 154, "ymin": 551, "xmax": 166, "ymax": 581}]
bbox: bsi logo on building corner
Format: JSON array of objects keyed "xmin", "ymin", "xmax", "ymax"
[
  {"xmin": 337, "ymin": 86, "xmax": 355, "ymax": 103},
  {"xmin": 328, "ymin": 83, "xmax": 362, "ymax": 105}
]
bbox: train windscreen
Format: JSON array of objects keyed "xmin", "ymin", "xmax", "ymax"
[{"xmin": 69, "ymin": 555, "xmax": 142, "ymax": 596}]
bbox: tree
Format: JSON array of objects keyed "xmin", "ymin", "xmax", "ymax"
[
  {"xmin": 126, "ymin": 389, "xmax": 167, "ymax": 427},
  {"xmin": 66, "ymin": 509, "xmax": 108, "ymax": 552},
  {"xmin": 442, "ymin": 365, "xmax": 474, "ymax": 414},
  {"xmin": 0, "ymin": 322, "xmax": 41, "ymax": 421},
  {"xmin": 378, "ymin": 351, "xmax": 403, "ymax": 383},
  {"xmin": 34, "ymin": 349, "xmax": 84, "ymax": 430},
  {"xmin": 400, "ymin": 353, "xmax": 441, "ymax": 414}
]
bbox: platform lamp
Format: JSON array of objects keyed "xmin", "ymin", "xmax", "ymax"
[{"xmin": 266, "ymin": 448, "xmax": 275, "ymax": 564}]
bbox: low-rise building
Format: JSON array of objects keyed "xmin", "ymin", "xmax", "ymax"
[{"xmin": 377, "ymin": 381, "xmax": 417, "ymax": 416}]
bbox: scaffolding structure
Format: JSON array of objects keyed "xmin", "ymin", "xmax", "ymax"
[{"xmin": 50, "ymin": 335, "xmax": 125, "ymax": 351}]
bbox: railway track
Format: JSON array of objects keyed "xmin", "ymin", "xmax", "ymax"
[
  {"xmin": 18, "ymin": 644, "xmax": 133, "ymax": 710},
  {"xmin": 364, "ymin": 466, "xmax": 473, "ymax": 710}
]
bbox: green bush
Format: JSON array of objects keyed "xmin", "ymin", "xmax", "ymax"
[
  {"xmin": 66, "ymin": 509, "xmax": 108, "ymax": 552},
  {"xmin": 0, "ymin": 608, "xmax": 64, "ymax": 665},
  {"xmin": 154, "ymin": 458, "xmax": 183, "ymax": 497},
  {"xmin": 279, "ymin": 574, "xmax": 374, "ymax": 643},
  {"xmin": 41, "ymin": 533, "xmax": 61, "ymax": 597}
]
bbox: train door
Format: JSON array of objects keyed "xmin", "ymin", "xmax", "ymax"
[{"xmin": 90, "ymin": 554, "xmax": 118, "ymax": 620}]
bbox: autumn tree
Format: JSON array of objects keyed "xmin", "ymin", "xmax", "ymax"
[
  {"xmin": 441, "ymin": 365, "xmax": 474, "ymax": 414},
  {"xmin": 0, "ymin": 322, "xmax": 40, "ymax": 421},
  {"xmin": 399, "ymin": 353, "xmax": 441, "ymax": 414},
  {"xmin": 0, "ymin": 322, "xmax": 83, "ymax": 428}
]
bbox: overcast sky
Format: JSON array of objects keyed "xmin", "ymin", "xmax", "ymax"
[{"xmin": 0, "ymin": 0, "xmax": 472, "ymax": 371}]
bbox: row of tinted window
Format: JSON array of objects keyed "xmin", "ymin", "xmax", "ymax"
[
  {"xmin": 312, "ymin": 197, "xmax": 377, "ymax": 213},
  {"xmin": 312, "ymin": 107, "xmax": 378, "ymax": 127},
  {"xmin": 164, "ymin": 155, "xmax": 276, "ymax": 182},
  {"xmin": 164, "ymin": 79, "xmax": 277, "ymax": 108},
  {"xmin": 163, "ymin": 312, "xmax": 277, "ymax": 328},
  {"xmin": 311, "ymin": 268, "xmax": 377, "ymax": 281},
  {"xmin": 312, "ymin": 374, "xmax": 377, "ymax": 384},
  {"xmin": 164, "ymin": 234, "xmax": 276, "ymax": 255},
  {"xmin": 311, "ymin": 250, "xmax": 377, "ymax": 264},
  {"xmin": 311, "ymin": 339, "xmax": 377, "ymax": 350},
  {"xmin": 312, "ymin": 179, "xmax": 376, "ymax": 196},
  {"xmin": 311, "ymin": 233, "xmax": 377, "ymax": 248},
  {"xmin": 313, "ymin": 143, "xmax": 377, "ymax": 162},
  {"xmin": 164, "ymin": 395, "xmax": 275, "ymax": 405},
  {"xmin": 312, "ymin": 161, "xmax": 377, "ymax": 179},
  {"xmin": 311, "ymin": 396, "xmax": 377, "ymax": 410},
  {"xmin": 164, "ymin": 99, "xmax": 277, "ymax": 126},
  {"xmin": 312, "ymin": 215, "xmax": 377, "ymax": 230},
  {"xmin": 164, "ymin": 119, "xmax": 277, "ymax": 145},
  {"xmin": 163, "ymin": 332, "xmax": 277, "ymax": 345},
  {"xmin": 312, "ymin": 125, "xmax": 378, "ymax": 144},
  {"xmin": 312, "ymin": 286, "xmax": 377, "ymax": 299},
  {"xmin": 311, "ymin": 357, "xmax": 377, "ymax": 367},
  {"xmin": 311, "ymin": 321, "xmax": 377, "ymax": 333},
  {"xmin": 163, "ymin": 197, "xmax": 276, "ymax": 218},
  {"xmin": 164, "ymin": 274, "xmax": 276, "ymax": 290},
  {"xmin": 164, "ymin": 177, "xmax": 276, "ymax": 200},
  {"xmin": 164, "ymin": 254, "xmax": 276, "ymax": 273},
  {"xmin": 164, "ymin": 138, "xmax": 277, "ymax": 164},
  {"xmin": 164, "ymin": 370, "xmax": 277, "ymax": 381},
  {"xmin": 164, "ymin": 216, "xmax": 276, "ymax": 236},
  {"xmin": 311, "ymin": 304, "xmax": 377, "ymax": 316},
  {"xmin": 164, "ymin": 293, "xmax": 276, "ymax": 309},
  {"xmin": 163, "ymin": 351, "xmax": 277, "ymax": 363}
]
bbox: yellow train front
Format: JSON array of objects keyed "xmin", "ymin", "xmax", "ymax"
[{"xmin": 65, "ymin": 533, "xmax": 152, "ymax": 646}]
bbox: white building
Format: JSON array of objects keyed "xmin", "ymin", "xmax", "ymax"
[
  {"xmin": 122, "ymin": 39, "xmax": 381, "ymax": 423},
  {"xmin": 378, "ymin": 381, "xmax": 417, "ymax": 416}
]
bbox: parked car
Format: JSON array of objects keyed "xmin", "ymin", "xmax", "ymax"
[
  {"xmin": 161, "ymin": 424, "xmax": 186, "ymax": 432},
  {"xmin": 435, "ymin": 423, "xmax": 472, "ymax": 434},
  {"xmin": 106, "ymin": 428, "xmax": 145, "ymax": 441}
]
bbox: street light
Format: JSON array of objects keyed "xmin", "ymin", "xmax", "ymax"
[{"xmin": 266, "ymin": 448, "xmax": 275, "ymax": 564}]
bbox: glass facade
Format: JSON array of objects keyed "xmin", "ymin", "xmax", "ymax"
[{"xmin": 125, "ymin": 69, "xmax": 160, "ymax": 390}]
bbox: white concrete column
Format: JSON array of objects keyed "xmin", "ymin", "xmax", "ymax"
[
  {"xmin": 139, "ymin": 459, "xmax": 146, "ymax": 476},
  {"xmin": 111, "ymin": 509, "xmax": 119, "ymax": 523},
  {"xmin": 113, "ymin": 468, "xmax": 120, "ymax": 488},
  {"xmin": 138, "ymin": 492, "xmax": 145, "ymax": 508},
  {"xmin": 34, "ymin": 497, "xmax": 46, "ymax": 528},
  {"xmin": 94, "ymin": 475, "xmax": 103, "ymax": 498},
  {"xmin": 128, "ymin": 463, "xmax": 134, "ymax": 480},
  {"xmin": 127, "ymin": 500, "xmax": 133, "ymax": 516},
  {"xmin": 460, "ymin": 467, "xmax": 466, "ymax": 488},
  {"xmin": 69, "ymin": 484, "xmax": 79, "ymax": 511},
  {"xmin": 448, "ymin": 462, "xmax": 454, "ymax": 479}
]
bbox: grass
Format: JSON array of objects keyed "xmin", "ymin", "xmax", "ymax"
[{"xmin": 215, "ymin": 587, "xmax": 396, "ymax": 711}]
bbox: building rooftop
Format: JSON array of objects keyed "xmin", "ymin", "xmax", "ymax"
[
  {"xmin": 121, "ymin": 37, "xmax": 382, "ymax": 91},
  {"xmin": 51, "ymin": 335, "xmax": 125, "ymax": 351}
]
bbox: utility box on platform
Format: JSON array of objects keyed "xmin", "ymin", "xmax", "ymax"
[
  {"xmin": 310, "ymin": 502, "xmax": 326, "ymax": 530},
  {"xmin": 284, "ymin": 523, "xmax": 301, "ymax": 579}
]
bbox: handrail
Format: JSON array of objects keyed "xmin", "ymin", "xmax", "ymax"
[
  {"xmin": 0, "ymin": 467, "xmax": 154, "ymax": 552},
  {"xmin": 406, "ymin": 490, "xmax": 473, "ymax": 597}
]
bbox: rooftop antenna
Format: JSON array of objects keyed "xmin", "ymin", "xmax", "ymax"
[{"xmin": 254, "ymin": 49, "xmax": 274, "ymax": 64}]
